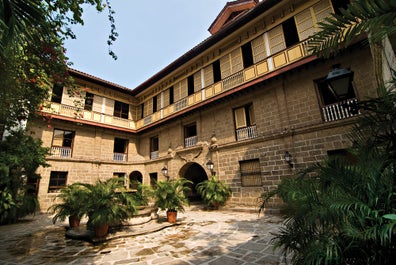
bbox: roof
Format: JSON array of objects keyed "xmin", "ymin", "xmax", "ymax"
[
  {"xmin": 68, "ymin": 68, "xmax": 133, "ymax": 95},
  {"xmin": 131, "ymin": 0, "xmax": 280, "ymax": 96},
  {"xmin": 208, "ymin": 0, "xmax": 259, "ymax": 35}
]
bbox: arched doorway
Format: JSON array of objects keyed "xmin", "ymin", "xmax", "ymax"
[
  {"xmin": 179, "ymin": 162, "xmax": 209, "ymax": 202},
  {"xmin": 129, "ymin": 171, "xmax": 143, "ymax": 190}
]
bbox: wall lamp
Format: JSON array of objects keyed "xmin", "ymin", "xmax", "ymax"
[
  {"xmin": 206, "ymin": 160, "xmax": 215, "ymax": 176},
  {"xmin": 326, "ymin": 64, "xmax": 354, "ymax": 100},
  {"xmin": 284, "ymin": 151, "xmax": 294, "ymax": 168},
  {"xmin": 161, "ymin": 166, "xmax": 169, "ymax": 180}
]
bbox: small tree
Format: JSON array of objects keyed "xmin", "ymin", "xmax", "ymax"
[{"xmin": 0, "ymin": 130, "xmax": 49, "ymax": 224}]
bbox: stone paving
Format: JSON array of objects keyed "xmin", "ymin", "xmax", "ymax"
[{"xmin": 0, "ymin": 205, "xmax": 289, "ymax": 265}]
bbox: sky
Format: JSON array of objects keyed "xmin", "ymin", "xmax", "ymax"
[{"xmin": 64, "ymin": 1, "xmax": 230, "ymax": 89}]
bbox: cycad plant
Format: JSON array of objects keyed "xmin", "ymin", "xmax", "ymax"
[
  {"xmin": 82, "ymin": 178, "xmax": 137, "ymax": 235},
  {"xmin": 153, "ymin": 178, "xmax": 192, "ymax": 213},
  {"xmin": 259, "ymin": 90, "xmax": 396, "ymax": 264},
  {"xmin": 196, "ymin": 175, "xmax": 232, "ymax": 210}
]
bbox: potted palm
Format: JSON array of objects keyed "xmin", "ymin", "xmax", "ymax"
[
  {"xmin": 153, "ymin": 178, "xmax": 192, "ymax": 223},
  {"xmin": 48, "ymin": 183, "xmax": 87, "ymax": 227},
  {"xmin": 82, "ymin": 178, "xmax": 137, "ymax": 237},
  {"xmin": 196, "ymin": 175, "xmax": 232, "ymax": 210}
]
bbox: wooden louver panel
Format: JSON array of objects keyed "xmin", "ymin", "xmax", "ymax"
[
  {"xmin": 313, "ymin": 0, "xmax": 332, "ymax": 25},
  {"xmin": 92, "ymin": 95, "xmax": 103, "ymax": 113},
  {"xmin": 295, "ymin": 8, "xmax": 315, "ymax": 40},
  {"xmin": 174, "ymin": 82, "xmax": 181, "ymax": 102},
  {"xmin": 163, "ymin": 89, "xmax": 170, "ymax": 107},
  {"xmin": 231, "ymin": 48, "xmax": 243, "ymax": 74},
  {"xmin": 104, "ymin": 98, "xmax": 114, "ymax": 115},
  {"xmin": 220, "ymin": 54, "xmax": 231, "ymax": 79},
  {"xmin": 268, "ymin": 24, "xmax": 286, "ymax": 55},
  {"xmin": 145, "ymin": 99, "xmax": 153, "ymax": 116},
  {"xmin": 203, "ymin": 64, "xmax": 214, "ymax": 87},
  {"xmin": 234, "ymin": 107, "xmax": 247, "ymax": 129},
  {"xmin": 251, "ymin": 35, "xmax": 267, "ymax": 63},
  {"xmin": 179, "ymin": 79, "xmax": 188, "ymax": 99},
  {"xmin": 193, "ymin": 71, "xmax": 202, "ymax": 92}
]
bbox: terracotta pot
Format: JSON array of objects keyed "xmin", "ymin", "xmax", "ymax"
[
  {"xmin": 94, "ymin": 224, "xmax": 109, "ymax": 237},
  {"xmin": 166, "ymin": 211, "xmax": 177, "ymax": 223},
  {"xmin": 68, "ymin": 215, "xmax": 81, "ymax": 228}
]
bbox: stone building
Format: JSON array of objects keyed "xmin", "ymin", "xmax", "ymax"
[{"xmin": 29, "ymin": 0, "xmax": 382, "ymax": 211}]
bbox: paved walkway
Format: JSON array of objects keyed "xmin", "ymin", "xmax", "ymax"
[{"xmin": 0, "ymin": 205, "xmax": 288, "ymax": 265}]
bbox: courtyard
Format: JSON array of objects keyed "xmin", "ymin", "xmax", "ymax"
[{"xmin": 0, "ymin": 205, "xmax": 287, "ymax": 265}]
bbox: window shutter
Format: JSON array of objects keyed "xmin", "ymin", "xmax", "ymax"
[
  {"xmin": 313, "ymin": 0, "xmax": 332, "ymax": 25},
  {"xmin": 251, "ymin": 35, "xmax": 267, "ymax": 63},
  {"xmin": 234, "ymin": 107, "xmax": 247, "ymax": 129},
  {"xmin": 92, "ymin": 95, "xmax": 103, "ymax": 113},
  {"xmin": 61, "ymin": 88, "xmax": 78, "ymax": 106},
  {"xmin": 174, "ymin": 82, "xmax": 181, "ymax": 102},
  {"xmin": 268, "ymin": 24, "xmax": 286, "ymax": 55},
  {"xmin": 295, "ymin": 8, "xmax": 315, "ymax": 40},
  {"xmin": 203, "ymin": 64, "xmax": 214, "ymax": 87},
  {"xmin": 231, "ymin": 48, "xmax": 243, "ymax": 74},
  {"xmin": 52, "ymin": 130, "xmax": 64, "ymax": 146},
  {"xmin": 179, "ymin": 79, "xmax": 188, "ymax": 99},
  {"xmin": 220, "ymin": 54, "xmax": 231, "ymax": 79},
  {"xmin": 193, "ymin": 71, "xmax": 202, "ymax": 92},
  {"xmin": 146, "ymin": 99, "xmax": 153, "ymax": 115},
  {"xmin": 163, "ymin": 89, "xmax": 170, "ymax": 107},
  {"xmin": 249, "ymin": 105, "xmax": 256, "ymax": 125},
  {"xmin": 104, "ymin": 98, "xmax": 114, "ymax": 115}
]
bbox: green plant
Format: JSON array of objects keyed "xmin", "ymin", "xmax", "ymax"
[
  {"xmin": 259, "ymin": 91, "xmax": 396, "ymax": 264},
  {"xmin": 48, "ymin": 183, "xmax": 87, "ymax": 225},
  {"xmin": 196, "ymin": 175, "xmax": 231, "ymax": 209},
  {"xmin": 130, "ymin": 181, "xmax": 152, "ymax": 206},
  {"xmin": 82, "ymin": 178, "xmax": 137, "ymax": 227},
  {"xmin": 153, "ymin": 178, "xmax": 192, "ymax": 213}
]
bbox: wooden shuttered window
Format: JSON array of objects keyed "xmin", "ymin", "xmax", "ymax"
[
  {"xmin": 193, "ymin": 71, "xmax": 202, "ymax": 93},
  {"xmin": 92, "ymin": 95, "xmax": 103, "ymax": 113},
  {"xmin": 104, "ymin": 98, "xmax": 114, "ymax": 116},
  {"xmin": 163, "ymin": 89, "xmax": 170, "ymax": 107},
  {"xmin": 220, "ymin": 47, "xmax": 243, "ymax": 79},
  {"xmin": 268, "ymin": 24, "xmax": 286, "ymax": 55},
  {"xmin": 240, "ymin": 159, "xmax": 262, "ymax": 187},
  {"xmin": 294, "ymin": 8, "xmax": 315, "ymax": 41},
  {"xmin": 234, "ymin": 105, "xmax": 255, "ymax": 129},
  {"xmin": 295, "ymin": 0, "xmax": 332, "ymax": 41},
  {"xmin": 251, "ymin": 35, "xmax": 267, "ymax": 63},
  {"xmin": 234, "ymin": 107, "xmax": 247, "ymax": 129},
  {"xmin": 174, "ymin": 79, "xmax": 187, "ymax": 102},
  {"xmin": 203, "ymin": 64, "xmax": 214, "ymax": 87}
]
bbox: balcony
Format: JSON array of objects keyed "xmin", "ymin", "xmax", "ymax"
[
  {"xmin": 150, "ymin": 151, "xmax": 159, "ymax": 160},
  {"xmin": 236, "ymin": 125, "xmax": 258, "ymax": 141},
  {"xmin": 50, "ymin": 146, "xmax": 72, "ymax": 158},
  {"xmin": 138, "ymin": 41, "xmax": 311, "ymax": 128},
  {"xmin": 43, "ymin": 103, "xmax": 136, "ymax": 130},
  {"xmin": 113, "ymin": 152, "xmax": 127, "ymax": 162},
  {"xmin": 322, "ymin": 98, "xmax": 359, "ymax": 122},
  {"xmin": 185, "ymin": 135, "xmax": 198, "ymax": 148}
]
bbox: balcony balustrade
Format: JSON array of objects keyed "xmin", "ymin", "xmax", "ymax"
[
  {"xmin": 113, "ymin": 152, "xmax": 127, "ymax": 162},
  {"xmin": 322, "ymin": 98, "xmax": 359, "ymax": 122},
  {"xmin": 236, "ymin": 125, "xmax": 258, "ymax": 141},
  {"xmin": 185, "ymin": 135, "xmax": 198, "ymax": 147},
  {"xmin": 50, "ymin": 146, "xmax": 72, "ymax": 158}
]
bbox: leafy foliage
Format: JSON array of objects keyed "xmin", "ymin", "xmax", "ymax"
[
  {"xmin": 129, "ymin": 181, "xmax": 152, "ymax": 206},
  {"xmin": 81, "ymin": 178, "xmax": 137, "ymax": 227},
  {"xmin": 308, "ymin": 0, "xmax": 396, "ymax": 58},
  {"xmin": 0, "ymin": 130, "xmax": 49, "ymax": 224},
  {"xmin": 48, "ymin": 183, "xmax": 88, "ymax": 224},
  {"xmin": 259, "ymin": 90, "xmax": 396, "ymax": 264},
  {"xmin": 153, "ymin": 178, "xmax": 192, "ymax": 213},
  {"xmin": 196, "ymin": 175, "xmax": 231, "ymax": 209}
]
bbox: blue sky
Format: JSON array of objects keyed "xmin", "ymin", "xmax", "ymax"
[{"xmin": 64, "ymin": 1, "xmax": 229, "ymax": 89}]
